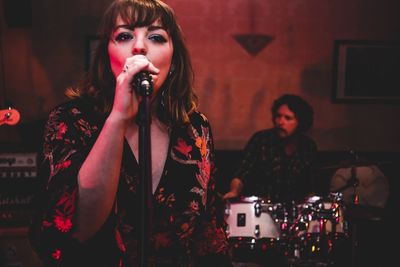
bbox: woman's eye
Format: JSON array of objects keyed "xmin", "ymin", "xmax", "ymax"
[
  {"xmin": 149, "ymin": 34, "xmax": 167, "ymax": 43},
  {"xmin": 115, "ymin": 32, "xmax": 133, "ymax": 42}
]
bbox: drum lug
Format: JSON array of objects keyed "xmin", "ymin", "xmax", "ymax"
[
  {"xmin": 254, "ymin": 202, "xmax": 261, "ymax": 217},
  {"xmin": 254, "ymin": 224, "xmax": 260, "ymax": 237}
]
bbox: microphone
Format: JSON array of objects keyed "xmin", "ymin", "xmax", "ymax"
[{"xmin": 132, "ymin": 71, "xmax": 153, "ymax": 96}]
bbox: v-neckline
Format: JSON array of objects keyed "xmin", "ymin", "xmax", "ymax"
[{"xmin": 122, "ymin": 125, "xmax": 172, "ymax": 196}]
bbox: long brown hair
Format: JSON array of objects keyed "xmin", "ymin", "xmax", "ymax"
[{"xmin": 66, "ymin": 0, "xmax": 198, "ymax": 126}]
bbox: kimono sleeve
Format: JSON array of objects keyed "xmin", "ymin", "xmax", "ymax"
[
  {"xmin": 191, "ymin": 115, "xmax": 231, "ymax": 265},
  {"xmin": 28, "ymin": 104, "xmax": 99, "ymax": 266}
]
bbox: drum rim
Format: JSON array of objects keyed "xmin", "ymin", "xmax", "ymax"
[
  {"xmin": 303, "ymin": 193, "xmax": 344, "ymax": 204},
  {"xmin": 227, "ymin": 195, "xmax": 273, "ymax": 204}
]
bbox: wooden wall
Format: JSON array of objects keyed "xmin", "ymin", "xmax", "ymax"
[{"xmin": 1, "ymin": 0, "xmax": 400, "ymax": 152}]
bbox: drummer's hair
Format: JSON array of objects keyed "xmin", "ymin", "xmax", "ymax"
[{"xmin": 271, "ymin": 94, "xmax": 314, "ymax": 133}]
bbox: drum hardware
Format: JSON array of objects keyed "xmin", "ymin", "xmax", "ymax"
[
  {"xmin": 329, "ymin": 151, "xmax": 389, "ymax": 208},
  {"xmin": 225, "ymin": 194, "xmax": 352, "ymax": 266},
  {"xmin": 254, "ymin": 225, "xmax": 260, "ymax": 237},
  {"xmin": 254, "ymin": 202, "xmax": 261, "ymax": 217},
  {"xmin": 254, "ymin": 201, "xmax": 282, "ymax": 218},
  {"xmin": 330, "ymin": 152, "xmax": 389, "ymax": 267},
  {"xmin": 283, "ymin": 193, "xmax": 349, "ymax": 266}
]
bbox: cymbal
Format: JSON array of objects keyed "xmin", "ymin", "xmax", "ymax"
[
  {"xmin": 322, "ymin": 159, "xmax": 393, "ymax": 170},
  {"xmin": 321, "ymin": 159, "xmax": 374, "ymax": 170},
  {"xmin": 330, "ymin": 165, "xmax": 389, "ymax": 208}
]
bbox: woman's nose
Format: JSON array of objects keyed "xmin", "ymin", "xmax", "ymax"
[{"xmin": 132, "ymin": 39, "xmax": 147, "ymax": 55}]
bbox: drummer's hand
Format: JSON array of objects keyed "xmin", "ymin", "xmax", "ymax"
[
  {"xmin": 223, "ymin": 177, "xmax": 243, "ymax": 200},
  {"xmin": 222, "ymin": 190, "xmax": 239, "ymax": 201}
]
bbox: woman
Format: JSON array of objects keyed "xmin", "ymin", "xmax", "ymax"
[{"xmin": 29, "ymin": 1, "xmax": 230, "ymax": 266}]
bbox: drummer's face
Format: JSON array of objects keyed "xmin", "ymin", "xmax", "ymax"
[{"xmin": 274, "ymin": 104, "xmax": 299, "ymax": 138}]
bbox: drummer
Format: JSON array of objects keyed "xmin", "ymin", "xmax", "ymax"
[{"xmin": 223, "ymin": 94, "xmax": 319, "ymax": 205}]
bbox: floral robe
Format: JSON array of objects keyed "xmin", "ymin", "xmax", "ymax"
[{"xmin": 29, "ymin": 99, "xmax": 229, "ymax": 267}]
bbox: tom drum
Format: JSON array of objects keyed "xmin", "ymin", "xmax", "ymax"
[{"xmin": 224, "ymin": 196, "xmax": 282, "ymax": 243}]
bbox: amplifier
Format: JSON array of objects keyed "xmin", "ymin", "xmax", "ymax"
[
  {"xmin": 0, "ymin": 153, "xmax": 39, "ymax": 227},
  {"xmin": 0, "ymin": 153, "xmax": 37, "ymax": 179}
]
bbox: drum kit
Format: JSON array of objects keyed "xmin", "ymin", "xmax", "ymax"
[
  {"xmin": 224, "ymin": 193, "xmax": 348, "ymax": 266},
  {"xmin": 224, "ymin": 155, "xmax": 389, "ymax": 267}
]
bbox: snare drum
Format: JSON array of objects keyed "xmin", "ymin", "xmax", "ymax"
[{"xmin": 224, "ymin": 196, "xmax": 282, "ymax": 240}]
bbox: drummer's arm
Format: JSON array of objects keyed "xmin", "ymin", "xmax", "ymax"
[
  {"xmin": 222, "ymin": 177, "xmax": 243, "ymax": 200},
  {"xmin": 223, "ymin": 132, "xmax": 260, "ymax": 200}
]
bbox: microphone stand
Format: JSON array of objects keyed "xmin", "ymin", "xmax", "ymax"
[{"xmin": 135, "ymin": 74, "xmax": 153, "ymax": 267}]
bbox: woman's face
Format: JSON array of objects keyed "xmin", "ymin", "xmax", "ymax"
[
  {"xmin": 273, "ymin": 104, "xmax": 299, "ymax": 138},
  {"xmin": 108, "ymin": 16, "xmax": 174, "ymax": 94}
]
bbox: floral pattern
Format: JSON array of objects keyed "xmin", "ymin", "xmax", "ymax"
[{"xmin": 29, "ymin": 99, "xmax": 229, "ymax": 266}]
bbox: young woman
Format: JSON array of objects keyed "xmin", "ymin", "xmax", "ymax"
[{"xmin": 29, "ymin": 1, "xmax": 230, "ymax": 266}]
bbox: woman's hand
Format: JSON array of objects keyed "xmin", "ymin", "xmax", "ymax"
[{"xmin": 109, "ymin": 55, "xmax": 160, "ymax": 126}]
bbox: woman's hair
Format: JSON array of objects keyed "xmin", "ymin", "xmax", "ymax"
[
  {"xmin": 66, "ymin": 0, "xmax": 197, "ymax": 126},
  {"xmin": 271, "ymin": 94, "xmax": 314, "ymax": 133}
]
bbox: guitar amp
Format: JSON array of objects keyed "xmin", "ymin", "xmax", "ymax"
[{"xmin": 0, "ymin": 153, "xmax": 39, "ymax": 227}]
